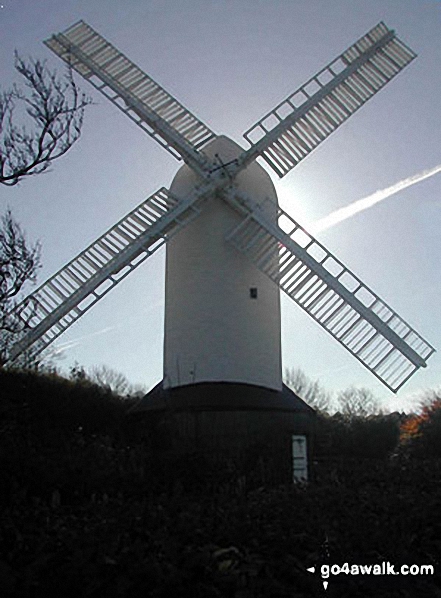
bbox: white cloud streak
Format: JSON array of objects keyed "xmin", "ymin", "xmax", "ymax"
[
  {"xmin": 47, "ymin": 300, "xmax": 163, "ymax": 356},
  {"xmin": 310, "ymin": 163, "xmax": 441, "ymax": 234},
  {"xmin": 49, "ymin": 326, "xmax": 117, "ymax": 356}
]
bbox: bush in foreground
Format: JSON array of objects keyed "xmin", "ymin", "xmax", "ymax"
[{"xmin": 1, "ymin": 369, "xmax": 440, "ymax": 597}]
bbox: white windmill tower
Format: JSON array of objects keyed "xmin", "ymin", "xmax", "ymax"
[{"xmin": 3, "ymin": 21, "xmax": 435, "ymax": 479}]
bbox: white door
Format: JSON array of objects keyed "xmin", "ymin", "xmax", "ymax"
[{"xmin": 292, "ymin": 435, "xmax": 308, "ymax": 482}]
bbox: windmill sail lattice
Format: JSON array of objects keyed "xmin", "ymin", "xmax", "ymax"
[
  {"xmin": 5, "ymin": 188, "xmax": 206, "ymax": 363},
  {"xmin": 3, "ymin": 20, "xmax": 434, "ymax": 393},
  {"xmin": 225, "ymin": 192, "xmax": 435, "ymax": 392},
  {"xmin": 44, "ymin": 20, "xmax": 216, "ymax": 175},
  {"xmin": 240, "ymin": 22, "xmax": 416, "ymax": 177}
]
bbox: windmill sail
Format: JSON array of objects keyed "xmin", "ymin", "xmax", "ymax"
[
  {"xmin": 44, "ymin": 20, "xmax": 216, "ymax": 175},
  {"xmin": 240, "ymin": 22, "xmax": 416, "ymax": 177},
  {"xmin": 3, "ymin": 188, "xmax": 207, "ymax": 365},
  {"xmin": 225, "ymin": 192, "xmax": 435, "ymax": 392}
]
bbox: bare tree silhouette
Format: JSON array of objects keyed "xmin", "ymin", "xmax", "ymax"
[{"xmin": 0, "ymin": 53, "xmax": 91, "ymax": 186}]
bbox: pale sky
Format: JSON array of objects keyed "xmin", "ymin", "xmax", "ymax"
[{"xmin": 1, "ymin": 0, "xmax": 440, "ymax": 412}]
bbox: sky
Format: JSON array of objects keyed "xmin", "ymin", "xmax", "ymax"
[{"xmin": 1, "ymin": 0, "xmax": 440, "ymax": 412}]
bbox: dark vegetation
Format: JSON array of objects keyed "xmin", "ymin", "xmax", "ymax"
[{"xmin": 1, "ymin": 368, "xmax": 441, "ymax": 597}]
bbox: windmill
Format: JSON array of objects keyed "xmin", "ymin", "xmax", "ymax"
[{"xmin": 3, "ymin": 21, "xmax": 435, "ymax": 439}]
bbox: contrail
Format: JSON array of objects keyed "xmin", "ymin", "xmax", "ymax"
[
  {"xmin": 48, "ymin": 325, "xmax": 117, "ymax": 356},
  {"xmin": 310, "ymin": 163, "xmax": 441, "ymax": 234},
  {"xmin": 47, "ymin": 301, "xmax": 163, "ymax": 356}
]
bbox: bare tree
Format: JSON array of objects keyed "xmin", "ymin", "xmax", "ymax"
[
  {"xmin": 0, "ymin": 209, "xmax": 40, "ymax": 327},
  {"xmin": 0, "ymin": 53, "xmax": 91, "ymax": 186},
  {"xmin": 1, "ymin": 54, "xmax": 90, "ymax": 364},
  {"xmin": 0, "ymin": 209, "xmax": 41, "ymax": 363},
  {"xmin": 87, "ymin": 364, "xmax": 147, "ymax": 398},
  {"xmin": 0, "ymin": 208, "xmax": 40, "ymax": 310},
  {"xmin": 88, "ymin": 364, "xmax": 130, "ymax": 395},
  {"xmin": 284, "ymin": 366, "xmax": 333, "ymax": 412},
  {"xmin": 336, "ymin": 386, "xmax": 382, "ymax": 418}
]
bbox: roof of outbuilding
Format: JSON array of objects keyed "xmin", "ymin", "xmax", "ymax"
[{"xmin": 129, "ymin": 381, "xmax": 315, "ymax": 414}]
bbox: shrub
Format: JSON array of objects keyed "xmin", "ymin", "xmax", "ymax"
[
  {"xmin": 315, "ymin": 412, "xmax": 401, "ymax": 459},
  {"xmin": 400, "ymin": 391, "xmax": 441, "ymax": 457}
]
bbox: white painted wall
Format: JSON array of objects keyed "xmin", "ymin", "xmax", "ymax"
[{"xmin": 163, "ymin": 136, "xmax": 282, "ymax": 391}]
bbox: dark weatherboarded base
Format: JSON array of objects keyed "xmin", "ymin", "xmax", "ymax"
[{"xmin": 130, "ymin": 381, "xmax": 316, "ymax": 484}]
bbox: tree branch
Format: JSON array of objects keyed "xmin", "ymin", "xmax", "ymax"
[
  {"xmin": 0, "ymin": 53, "xmax": 91, "ymax": 186},
  {"xmin": 0, "ymin": 209, "xmax": 41, "ymax": 332}
]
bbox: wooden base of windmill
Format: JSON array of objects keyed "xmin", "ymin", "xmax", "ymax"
[{"xmin": 130, "ymin": 382, "xmax": 315, "ymax": 485}]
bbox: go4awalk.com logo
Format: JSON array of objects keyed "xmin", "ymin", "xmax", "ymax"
[{"xmin": 306, "ymin": 561, "xmax": 435, "ymax": 591}]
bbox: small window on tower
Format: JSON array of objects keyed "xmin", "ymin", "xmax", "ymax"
[{"xmin": 250, "ymin": 287, "xmax": 258, "ymax": 299}]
